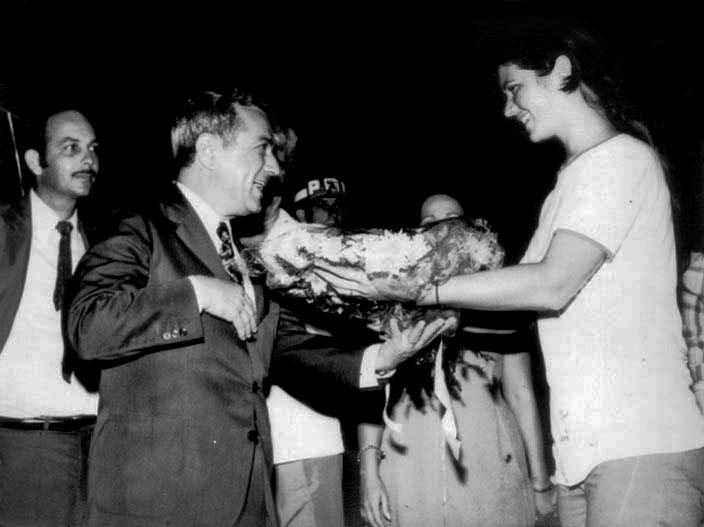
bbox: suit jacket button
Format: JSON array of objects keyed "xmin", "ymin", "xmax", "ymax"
[
  {"xmin": 252, "ymin": 381, "xmax": 260, "ymax": 394},
  {"xmin": 179, "ymin": 327, "xmax": 188, "ymax": 336},
  {"xmin": 162, "ymin": 332, "xmax": 172, "ymax": 341},
  {"xmin": 247, "ymin": 429, "xmax": 259, "ymax": 444}
]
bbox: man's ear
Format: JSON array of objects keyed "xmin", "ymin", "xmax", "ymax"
[
  {"xmin": 194, "ymin": 133, "xmax": 219, "ymax": 169},
  {"xmin": 24, "ymin": 149, "xmax": 43, "ymax": 177},
  {"xmin": 294, "ymin": 208, "xmax": 306, "ymax": 222}
]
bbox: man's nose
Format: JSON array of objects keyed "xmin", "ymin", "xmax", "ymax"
[
  {"xmin": 265, "ymin": 149, "xmax": 281, "ymax": 176},
  {"xmin": 82, "ymin": 149, "xmax": 97, "ymax": 168}
]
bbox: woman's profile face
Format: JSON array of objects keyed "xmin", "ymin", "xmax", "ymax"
[{"xmin": 498, "ymin": 62, "xmax": 562, "ymax": 143}]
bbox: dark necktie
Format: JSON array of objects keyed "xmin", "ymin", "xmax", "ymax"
[
  {"xmin": 216, "ymin": 221, "xmax": 243, "ymax": 284},
  {"xmin": 54, "ymin": 220, "xmax": 73, "ymax": 311}
]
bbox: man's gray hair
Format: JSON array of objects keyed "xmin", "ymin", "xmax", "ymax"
[{"xmin": 170, "ymin": 89, "xmax": 259, "ymax": 169}]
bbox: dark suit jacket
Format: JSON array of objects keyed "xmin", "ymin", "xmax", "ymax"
[
  {"xmin": 0, "ymin": 196, "xmax": 32, "ymax": 353},
  {"xmin": 66, "ymin": 184, "xmax": 369, "ymax": 527},
  {"xmin": 0, "ymin": 194, "xmax": 98, "ymax": 389}
]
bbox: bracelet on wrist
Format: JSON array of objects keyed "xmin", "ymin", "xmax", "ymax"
[
  {"xmin": 357, "ymin": 444, "xmax": 386, "ymax": 463},
  {"xmin": 533, "ymin": 482, "xmax": 554, "ymax": 493}
]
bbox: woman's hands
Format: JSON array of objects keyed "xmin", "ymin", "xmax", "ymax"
[
  {"xmin": 312, "ymin": 261, "xmax": 426, "ymax": 303},
  {"xmin": 360, "ymin": 466, "xmax": 392, "ymax": 527}
]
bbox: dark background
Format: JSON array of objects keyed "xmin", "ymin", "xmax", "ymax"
[
  {"xmin": 2, "ymin": 4, "xmax": 701, "ymax": 523},
  {"xmin": 2, "ymin": 1, "xmax": 704, "ymax": 262}
]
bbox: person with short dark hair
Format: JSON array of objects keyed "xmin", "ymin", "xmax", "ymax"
[
  {"xmin": 65, "ymin": 89, "xmax": 449, "ymax": 527},
  {"xmin": 292, "ymin": 176, "xmax": 346, "ymax": 227},
  {"xmin": 0, "ymin": 108, "xmax": 100, "ymax": 527}
]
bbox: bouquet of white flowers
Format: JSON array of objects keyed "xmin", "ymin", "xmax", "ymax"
[
  {"xmin": 246, "ymin": 210, "xmax": 504, "ymax": 338},
  {"xmin": 245, "ymin": 210, "xmax": 508, "ymax": 458}
]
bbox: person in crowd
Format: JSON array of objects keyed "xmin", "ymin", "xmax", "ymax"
[
  {"xmin": 0, "ymin": 108, "xmax": 100, "ymax": 527},
  {"xmin": 65, "ymin": 89, "xmax": 451, "ymax": 527},
  {"xmin": 356, "ymin": 193, "xmax": 553, "ymax": 527},
  {"xmin": 267, "ymin": 174, "xmax": 352, "ymax": 527},
  {"xmin": 292, "ymin": 175, "xmax": 346, "ymax": 227},
  {"xmin": 316, "ymin": 22, "xmax": 704, "ymax": 527},
  {"xmin": 680, "ymin": 250, "xmax": 704, "ymax": 413}
]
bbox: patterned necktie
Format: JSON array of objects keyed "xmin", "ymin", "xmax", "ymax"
[
  {"xmin": 54, "ymin": 220, "xmax": 73, "ymax": 311},
  {"xmin": 216, "ymin": 221, "xmax": 243, "ymax": 284}
]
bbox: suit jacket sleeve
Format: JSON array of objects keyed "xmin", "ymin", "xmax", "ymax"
[
  {"xmin": 65, "ymin": 212, "xmax": 203, "ymax": 362},
  {"xmin": 268, "ymin": 305, "xmax": 383, "ymax": 417}
]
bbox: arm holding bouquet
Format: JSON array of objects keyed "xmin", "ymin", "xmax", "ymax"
[
  {"xmin": 315, "ymin": 229, "xmax": 606, "ymax": 312},
  {"xmin": 253, "ymin": 207, "xmax": 504, "ymax": 324}
]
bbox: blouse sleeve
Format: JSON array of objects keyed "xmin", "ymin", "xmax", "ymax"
[{"xmin": 553, "ymin": 141, "xmax": 653, "ymax": 260}]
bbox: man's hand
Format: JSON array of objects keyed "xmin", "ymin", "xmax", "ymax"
[
  {"xmin": 189, "ymin": 275, "xmax": 257, "ymax": 340},
  {"xmin": 374, "ymin": 316, "xmax": 456, "ymax": 372}
]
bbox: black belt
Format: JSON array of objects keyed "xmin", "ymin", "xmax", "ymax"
[{"xmin": 0, "ymin": 415, "xmax": 96, "ymax": 432}]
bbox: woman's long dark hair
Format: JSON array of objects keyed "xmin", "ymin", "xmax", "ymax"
[
  {"xmin": 494, "ymin": 19, "xmax": 687, "ymax": 270},
  {"xmin": 495, "ymin": 21, "xmax": 651, "ymax": 144}
]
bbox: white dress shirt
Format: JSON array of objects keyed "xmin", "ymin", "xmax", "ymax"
[{"xmin": 0, "ymin": 190, "xmax": 99, "ymax": 417}]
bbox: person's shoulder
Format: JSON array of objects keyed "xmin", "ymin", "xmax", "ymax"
[
  {"xmin": 0, "ymin": 194, "xmax": 30, "ymax": 226},
  {"xmin": 572, "ymin": 134, "xmax": 661, "ymax": 183},
  {"xmin": 87, "ymin": 201, "xmax": 166, "ymax": 245},
  {"xmin": 81, "ymin": 205, "xmax": 144, "ymax": 244},
  {"xmin": 0, "ymin": 201, "xmax": 13, "ymax": 223},
  {"xmin": 603, "ymin": 134, "xmax": 660, "ymax": 166}
]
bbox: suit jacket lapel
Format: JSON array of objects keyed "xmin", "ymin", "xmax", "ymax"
[
  {"xmin": 161, "ymin": 186, "xmax": 230, "ymax": 282},
  {"xmin": 76, "ymin": 215, "xmax": 92, "ymax": 248}
]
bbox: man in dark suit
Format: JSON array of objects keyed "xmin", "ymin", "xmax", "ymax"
[
  {"xmin": 66, "ymin": 89, "xmax": 447, "ymax": 527},
  {"xmin": 0, "ymin": 108, "xmax": 100, "ymax": 527}
]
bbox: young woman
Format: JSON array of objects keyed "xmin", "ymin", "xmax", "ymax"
[
  {"xmin": 318, "ymin": 23, "xmax": 704, "ymax": 527},
  {"xmin": 357, "ymin": 194, "xmax": 553, "ymax": 527}
]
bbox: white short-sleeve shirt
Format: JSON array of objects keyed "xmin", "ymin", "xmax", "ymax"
[{"xmin": 521, "ymin": 134, "xmax": 704, "ymax": 485}]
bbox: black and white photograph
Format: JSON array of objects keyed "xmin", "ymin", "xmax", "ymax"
[{"xmin": 2, "ymin": 2, "xmax": 704, "ymax": 526}]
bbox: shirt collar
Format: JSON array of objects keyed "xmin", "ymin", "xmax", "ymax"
[{"xmin": 30, "ymin": 189, "xmax": 78, "ymax": 240}]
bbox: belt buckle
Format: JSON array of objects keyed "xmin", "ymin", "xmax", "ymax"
[
  {"xmin": 0, "ymin": 414, "xmax": 96, "ymax": 431},
  {"xmin": 37, "ymin": 415, "xmax": 63, "ymax": 430}
]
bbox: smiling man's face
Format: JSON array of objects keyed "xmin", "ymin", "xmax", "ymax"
[{"xmin": 212, "ymin": 105, "xmax": 281, "ymax": 217}]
